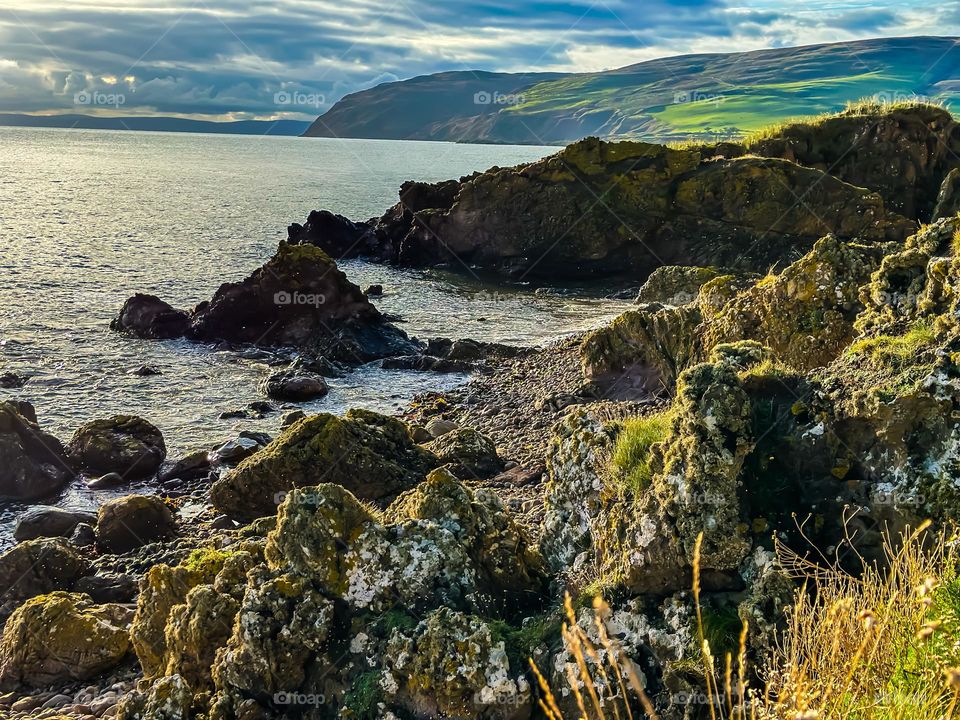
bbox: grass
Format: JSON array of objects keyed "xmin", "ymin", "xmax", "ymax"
[
  {"xmin": 534, "ymin": 524, "xmax": 960, "ymax": 720},
  {"xmin": 609, "ymin": 410, "xmax": 673, "ymax": 494},
  {"xmin": 845, "ymin": 319, "xmax": 937, "ymax": 370}
]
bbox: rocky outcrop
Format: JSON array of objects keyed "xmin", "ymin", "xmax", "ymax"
[
  {"xmin": 96, "ymin": 495, "xmax": 176, "ymax": 553},
  {"xmin": 0, "ymin": 401, "xmax": 72, "ymax": 502},
  {"xmin": 67, "ymin": 415, "xmax": 166, "ymax": 479},
  {"xmin": 738, "ymin": 103, "xmax": 960, "ymax": 221},
  {"xmin": 115, "ymin": 242, "xmax": 421, "ymax": 363},
  {"xmin": 111, "ymin": 294, "xmax": 190, "ymax": 340},
  {"xmin": 294, "ymin": 135, "xmax": 914, "ymax": 280},
  {"xmin": 210, "ymin": 409, "xmax": 439, "ymax": 519},
  {"xmin": 0, "ymin": 592, "xmax": 132, "ymax": 690}
]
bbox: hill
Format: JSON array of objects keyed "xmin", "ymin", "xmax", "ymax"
[{"xmin": 305, "ymin": 36, "xmax": 960, "ymax": 144}]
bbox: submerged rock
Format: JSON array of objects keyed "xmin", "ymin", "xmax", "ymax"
[
  {"xmin": 0, "ymin": 592, "xmax": 132, "ymax": 690},
  {"xmin": 67, "ymin": 415, "xmax": 166, "ymax": 479},
  {"xmin": 259, "ymin": 367, "xmax": 329, "ymax": 401},
  {"xmin": 0, "ymin": 401, "xmax": 72, "ymax": 502},
  {"xmin": 210, "ymin": 409, "xmax": 438, "ymax": 519},
  {"xmin": 111, "ymin": 293, "xmax": 190, "ymax": 340}
]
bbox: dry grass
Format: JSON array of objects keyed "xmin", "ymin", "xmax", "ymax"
[{"xmin": 537, "ymin": 523, "xmax": 960, "ymax": 720}]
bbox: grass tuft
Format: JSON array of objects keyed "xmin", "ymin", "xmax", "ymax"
[{"xmin": 609, "ymin": 410, "xmax": 672, "ymax": 494}]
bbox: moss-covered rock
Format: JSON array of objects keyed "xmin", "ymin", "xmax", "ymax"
[
  {"xmin": 383, "ymin": 607, "xmax": 531, "ymax": 720},
  {"xmin": 67, "ymin": 415, "xmax": 166, "ymax": 479},
  {"xmin": 96, "ymin": 494, "xmax": 176, "ymax": 553},
  {"xmin": 0, "ymin": 538, "xmax": 90, "ymax": 620},
  {"xmin": 116, "ymin": 673, "xmax": 194, "ymax": 720},
  {"xmin": 424, "ymin": 428, "xmax": 503, "ymax": 479},
  {"xmin": 635, "ymin": 265, "xmax": 731, "ymax": 305},
  {"xmin": 211, "ymin": 409, "xmax": 439, "ymax": 519},
  {"xmin": 0, "ymin": 592, "xmax": 132, "ymax": 690}
]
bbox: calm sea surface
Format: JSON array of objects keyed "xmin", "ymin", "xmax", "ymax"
[{"xmin": 0, "ymin": 127, "xmax": 631, "ymax": 544}]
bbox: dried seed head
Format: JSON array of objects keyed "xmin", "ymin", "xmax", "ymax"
[{"xmin": 859, "ymin": 610, "xmax": 876, "ymax": 630}]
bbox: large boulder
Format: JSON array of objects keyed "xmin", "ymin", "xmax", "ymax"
[
  {"xmin": 210, "ymin": 409, "xmax": 439, "ymax": 519},
  {"xmin": 67, "ymin": 415, "xmax": 166, "ymax": 479},
  {"xmin": 296, "ymin": 136, "xmax": 914, "ymax": 279},
  {"xmin": 110, "ymin": 293, "xmax": 190, "ymax": 339},
  {"xmin": 96, "ymin": 495, "xmax": 176, "ymax": 553},
  {"xmin": 0, "ymin": 538, "xmax": 90, "ymax": 618},
  {"xmin": 0, "ymin": 592, "xmax": 132, "ymax": 690},
  {"xmin": 0, "ymin": 400, "xmax": 72, "ymax": 501}
]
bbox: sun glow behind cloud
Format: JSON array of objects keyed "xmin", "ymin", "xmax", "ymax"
[{"xmin": 0, "ymin": 0, "xmax": 957, "ymax": 119}]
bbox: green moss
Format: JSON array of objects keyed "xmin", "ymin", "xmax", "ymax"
[
  {"xmin": 847, "ymin": 320, "xmax": 937, "ymax": 363},
  {"xmin": 487, "ymin": 613, "xmax": 563, "ymax": 670},
  {"xmin": 344, "ymin": 671, "xmax": 384, "ymax": 720},
  {"xmin": 610, "ymin": 411, "xmax": 673, "ymax": 494},
  {"xmin": 182, "ymin": 547, "xmax": 235, "ymax": 578}
]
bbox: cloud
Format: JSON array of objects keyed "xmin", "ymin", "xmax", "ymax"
[{"xmin": 0, "ymin": 0, "xmax": 956, "ymax": 119}]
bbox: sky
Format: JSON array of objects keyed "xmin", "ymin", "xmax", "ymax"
[{"xmin": 0, "ymin": 0, "xmax": 957, "ymax": 120}]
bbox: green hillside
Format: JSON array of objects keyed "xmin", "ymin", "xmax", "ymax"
[{"xmin": 305, "ymin": 36, "xmax": 960, "ymax": 144}]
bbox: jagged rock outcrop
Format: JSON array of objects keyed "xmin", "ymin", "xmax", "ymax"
[
  {"xmin": 0, "ymin": 592, "xmax": 132, "ymax": 690},
  {"xmin": 0, "ymin": 400, "xmax": 72, "ymax": 501},
  {"xmin": 294, "ymin": 135, "xmax": 914, "ymax": 280},
  {"xmin": 67, "ymin": 415, "xmax": 166, "ymax": 479},
  {"xmin": 210, "ymin": 409, "xmax": 439, "ymax": 519},
  {"xmin": 114, "ymin": 242, "xmax": 420, "ymax": 363}
]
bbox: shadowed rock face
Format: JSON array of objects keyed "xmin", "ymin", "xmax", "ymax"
[
  {"xmin": 293, "ymin": 135, "xmax": 916, "ymax": 280},
  {"xmin": 114, "ymin": 242, "xmax": 420, "ymax": 362},
  {"xmin": 0, "ymin": 401, "xmax": 72, "ymax": 502}
]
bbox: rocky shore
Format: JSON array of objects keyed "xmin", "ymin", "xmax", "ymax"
[{"xmin": 3, "ymin": 102, "xmax": 960, "ymax": 719}]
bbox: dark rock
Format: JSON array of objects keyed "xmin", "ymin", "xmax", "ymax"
[
  {"xmin": 286, "ymin": 209, "xmax": 381, "ymax": 259},
  {"xmin": 259, "ymin": 368, "xmax": 329, "ymax": 401},
  {"xmin": 74, "ymin": 573, "xmax": 138, "ymax": 603},
  {"xmin": 68, "ymin": 523, "xmax": 96, "ymax": 547},
  {"xmin": 157, "ymin": 450, "xmax": 211, "ymax": 483},
  {"xmin": 279, "ymin": 409, "xmax": 306, "ymax": 428},
  {"xmin": 130, "ymin": 364, "xmax": 162, "ymax": 376},
  {"xmin": 210, "ymin": 408, "xmax": 439, "ymax": 519},
  {"xmin": 246, "ymin": 400, "xmax": 276, "ymax": 415},
  {"xmin": 0, "ymin": 372, "xmax": 25, "ymax": 389},
  {"xmin": 211, "ymin": 437, "xmax": 262, "ymax": 465},
  {"xmin": 96, "ymin": 495, "xmax": 176, "ymax": 554},
  {"xmin": 218, "ymin": 409, "xmax": 247, "ymax": 420},
  {"xmin": 491, "ymin": 462, "xmax": 545, "ymax": 486},
  {"xmin": 425, "ymin": 428, "xmax": 504, "ymax": 479},
  {"xmin": 13, "ymin": 507, "xmax": 96, "ymax": 542},
  {"xmin": 67, "ymin": 415, "xmax": 166, "ymax": 479},
  {"xmin": 0, "ymin": 401, "xmax": 72, "ymax": 502},
  {"xmin": 111, "ymin": 293, "xmax": 190, "ymax": 339},
  {"xmin": 86, "ymin": 472, "xmax": 125, "ymax": 489},
  {"xmin": 364, "ymin": 284, "xmax": 384, "ymax": 296}
]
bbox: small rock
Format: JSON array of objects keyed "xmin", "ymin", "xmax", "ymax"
[
  {"xmin": 0, "ymin": 372, "xmax": 26, "ymax": 389},
  {"xmin": 259, "ymin": 368, "xmax": 329, "ymax": 402},
  {"xmin": 96, "ymin": 495, "xmax": 176, "ymax": 554},
  {"xmin": 86, "ymin": 472, "xmax": 125, "ymax": 490},
  {"xmin": 74, "ymin": 574, "xmax": 138, "ymax": 604},
  {"xmin": 68, "ymin": 523, "xmax": 97, "ymax": 547},
  {"xmin": 409, "ymin": 425, "xmax": 432, "ymax": 443},
  {"xmin": 129, "ymin": 365, "xmax": 162, "ymax": 377},
  {"xmin": 13, "ymin": 507, "xmax": 97, "ymax": 542},
  {"xmin": 425, "ymin": 418, "xmax": 458, "ymax": 438},
  {"xmin": 279, "ymin": 409, "xmax": 306, "ymax": 428},
  {"xmin": 247, "ymin": 400, "xmax": 276, "ymax": 415},
  {"xmin": 364, "ymin": 284, "xmax": 384, "ymax": 297},
  {"xmin": 157, "ymin": 450, "xmax": 210, "ymax": 483},
  {"xmin": 41, "ymin": 693, "xmax": 72, "ymax": 709},
  {"xmin": 212, "ymin": 437, "xmax": 261, "ymax": 464},
  {"xmin": 209, "ymin": 514, "xmax": 237, "ymax": 530},
  {"xmin": 218, "ymin": 409, "xmax": 248, "ymax": 420}
]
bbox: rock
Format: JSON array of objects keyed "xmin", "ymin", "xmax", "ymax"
[
  {"xmin": 383, "ymin": 607, "xmax": 531, "ymax": 720},
  {"xmin": 68, "ymin": 523, "xmax": 97, "ymax": 547},
  {"xmin": 157, "ymin": 450, "xmax": 211, "ymax": 483},
  {"xmin": 635, "ymin": 265, "xmax": 731, "ymax": 305},
  {"xmin": 425, "ymin": 418, "xmax": 458, "ymax": 438},
  {"xmin": 116, "ymin": 674, "xmax": 192, "ymax": 720},
  {"xmin": 0, "ymin": 592, "xmax": 132, "ymax": 690},
  {"xmin": 0, "ymin": 538, "xmax": 90, "ymax": 617},
  {"xmin": 67, "ymin": 415, "xmax": 166, "ymax": 479},
  {"xmin": 299, "ymin": 136, "xmax": 914, "ymax": 280},
  {"xmin": 129, "ymin": 365, "xmax": 162, "ymax": 377},
  {"xmin": 409, "ymin": 424, "xmax": 432, "ymax": 443},
  {"xmin": 425, "ymin": 427, "xmax": 504, "ymax": 479},
  {"xmin": 364, "ymin": 284, "xmax": 384, "ymax": 296},
  {"xmin": 210, "ymin": 409, "xmax": 439, "ymax": 519},
  {"xmin": 74, "ymin": 574, "xmax": 138, "ymax": 604},
  {"xmin": 13, "ymin": 507, "xmax": 96, "ymax": 542},
  {"xmin": 86, "ymin": 472, "xmax": 125, "ymax": 489},
  {"xmin": 0, "ymin": 372, "xmax": 25, "ymax": 388},
  {"xmin": 933, "ymin": 168, "xmax": 960, "ymax": 222},
  {"xmin": 246, "ymin": 400, "xmax": 276, "ymax": 415},
  {"xmin": 211, "ymin": 437, "xmax": 261, "ymax": 465},
  {"xmin": 287, "ymin": 209, "xmax": 382, "ymax": 259},
  {"xmin": 110, "ymin": 294, "xmax": 190, "ymax": 340},
  {"xmin": 0, "ymin": 400, "xmax": 72, "ymax": 501},
  {"xmin": 279, "ymin": 409, "xmax": 305, "ymax": 428},
  {"xmin": 258, "ymin": 368, "xmax": 329, "ymax": 401},
  {"xmin": 96, "ymin": 495, "xmax": 176, "ymax": 554}
]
